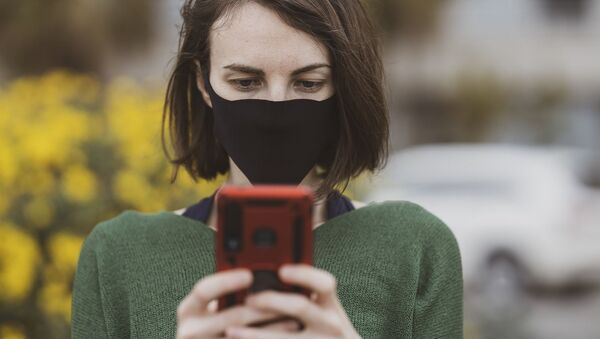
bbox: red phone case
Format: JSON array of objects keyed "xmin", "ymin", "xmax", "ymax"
[{"xmin": 215, "ymin": 185, "xmax": 314, "ymax": 310}]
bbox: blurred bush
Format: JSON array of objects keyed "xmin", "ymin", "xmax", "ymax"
[
  {"xmin": 0, "ymin": 70, "xmax": 224, "ymax": 338},
  {"xmin": 0, "ymin": 0, "xmax": 156, "ymax": 78},
  {"xmin": 363, "ymin": 0, "xmax": 446, "ymax": 40}
]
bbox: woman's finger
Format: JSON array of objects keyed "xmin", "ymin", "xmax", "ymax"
[
  {"xmin": 225, "ymin": 326, "xmax": 298, "ymax": 339},
  {"xmin": 177, "ymin": 269, "xmax": 252, "ymax": 319},
  {"xmin": 257, "ymin": 318, "xmax": 302, "ymax": 332},
  {"xmin": 245, "ymin": 290, "xmax": 335, "ymax": 329},
  {"xmin": 178, "ymin": 305, "xmax": 282, "ymax": 337},
  {"xmin": 278, "ymin": 264, "xmax": 338, "ymax": 305}
]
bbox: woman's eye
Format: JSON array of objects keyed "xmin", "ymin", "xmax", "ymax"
[
  {"xmin": 229, "ymin": 79, "xmax": 324, "ymax": 93},
  {"xmin": 230, "ymin": 79, "xmax": 261, "ymax": 91},
  {"xmin": 295, "ymin": 80, "xmax": 324, "ymax": 92}
]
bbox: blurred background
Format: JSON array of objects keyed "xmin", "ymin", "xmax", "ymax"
[{"xmin": 1, "ymin": 0, "xmax": 599, "ymax": 338}]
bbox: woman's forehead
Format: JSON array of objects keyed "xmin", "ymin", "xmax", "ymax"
[{"xmin": 210, "ymin": 2, "xmax": 330, "ymax": 72}]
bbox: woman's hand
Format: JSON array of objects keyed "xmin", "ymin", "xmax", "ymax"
[
  {"xmin": 176, "ymin": 269, "xmax": 299, "ymax": 339},
  {"xmin": 224, "ymin": 264, "xmax": 362, "ymax": 339}
]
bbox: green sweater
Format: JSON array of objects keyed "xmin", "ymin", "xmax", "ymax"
[{"xmin": 71, "ymin": 200, "xmax": 463, "ymax": 338}]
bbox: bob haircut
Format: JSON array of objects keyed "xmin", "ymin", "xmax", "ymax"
[{"xmin": 162, "ymin": 0, "xmax": 389, "ymax": 200}]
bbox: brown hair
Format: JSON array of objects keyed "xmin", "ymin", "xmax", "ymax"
[{"xmin": 162, "ymin": 0, "xmax": 389, "ymax": 200}]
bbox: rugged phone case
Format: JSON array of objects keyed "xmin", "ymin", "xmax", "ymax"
[{"xmin": 215, "ymin": 185, "xmax": 314, "ymax": 310}]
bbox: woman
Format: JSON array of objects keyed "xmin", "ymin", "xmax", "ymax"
[{"xmin": 71, "ymin": 1, "xmax": 463, "ymax": 338}]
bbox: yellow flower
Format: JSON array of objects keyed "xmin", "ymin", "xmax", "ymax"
[
  {"xmin": 0, "ymin": 139, "xmax": 17, "ymax": 185},
  {"xmin": 39, "ymin": 232, "xmax": 84, "ymax": 323},
  {"xmin": 23, "ymin": 195, "xmax": 55, "ymax": 229},
  {"xmin": 0, "ymin": 69, "xmax": 238, "ymax": 330},
  {"xmin": 48, "ymin": 232, "xmax": 84, "ymax": 271},
  {"xmin": 0, "ymin": 324, "xmax": 26, "ymax": 339},
  {"xmin": 113, "ymin": 169, "xmax": 163, "ymax": 211},
  {"xmin": 0, "ymin": 222, "xmax": 40, "ymax": 302},
  {"xmin": 61, "ymin": 165, "xmax": 98, "ymax": 203},
  {"xmin": 104, "ymin": 77, "xmax": 165, "ymax": 175}
]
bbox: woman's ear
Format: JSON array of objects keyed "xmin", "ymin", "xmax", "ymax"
[{"xmin": 194, "ymin": 60, "xmax": 213, "ymax": 109}]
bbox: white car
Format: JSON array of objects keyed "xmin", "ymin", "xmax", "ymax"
[{"xmin": 362, "ymin": 143, "xmax": 600, "ymax": 291}]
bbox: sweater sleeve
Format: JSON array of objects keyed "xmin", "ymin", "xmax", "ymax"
[
  {"xmin": 411, "ymin": 213, "xmax": 464, "ymax": 339},
  {"xmin": 71, "ymin": 227, "xmax": 110, "ymax": 339}
]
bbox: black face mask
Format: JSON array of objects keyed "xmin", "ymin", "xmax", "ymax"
[{"xmin": 203, "ymin": 74, "xmax": 338, "ymax": 185}]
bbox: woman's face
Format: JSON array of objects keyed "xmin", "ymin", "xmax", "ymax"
[{"xmin": 196, "ymin": 1, "xmax": 334, "ymax": 105}]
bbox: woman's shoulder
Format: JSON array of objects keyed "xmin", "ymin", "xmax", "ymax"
[
  {"xmin": 90, "ymin": 209, "xmax": 168, "ymax": 233},
  {"xmin": 356, "ymin": 199, "xmax": 459, "ymax": 248},
  {"xmin": 363, "ymin": 200, "xmax": 462, "ymax": 277},
  {"xmin": 82, "ymin": 209, "xmax": 202, "ymax": 251}
]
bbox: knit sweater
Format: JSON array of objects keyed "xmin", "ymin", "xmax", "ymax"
[{"xmin": 71, "ymin": 200, "xmax": 463, "ymax": 338}]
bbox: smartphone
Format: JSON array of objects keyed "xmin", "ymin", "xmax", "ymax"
[{"xmin": 215, "ymin": 184, "xmax": 314, "ymax": 311}]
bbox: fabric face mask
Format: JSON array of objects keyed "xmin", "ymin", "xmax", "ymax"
[{"xmin": 203, "ymin": 74, "xmax": 338, "ymax": 185}]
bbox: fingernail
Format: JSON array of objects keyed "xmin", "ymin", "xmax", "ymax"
[
  {"xmin": 280, "ymin": 265, "xmax": 294, "ymax": 277},
  {"xmin": 238, "ymin": 270, "xmax": 252, "ymax": 282}
]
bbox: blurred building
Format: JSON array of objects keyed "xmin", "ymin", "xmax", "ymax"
[
  {"xmin": 386, "ymin": 0, "xmax": 600, "ymax": 149},
  {"xmin": 105, "ymin": 0, "xmax": 183, "ymax": 84}
]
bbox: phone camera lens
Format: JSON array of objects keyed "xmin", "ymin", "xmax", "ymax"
[
  {"xmin": 253, "ymin": 228, "xmax": 276, "ymax": 247},
  {"xmin": 226, "ymin": 238, "xmax": 240, "ymax": 251}
]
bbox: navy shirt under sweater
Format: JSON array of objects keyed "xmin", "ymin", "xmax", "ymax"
[{"xmin": 182, "ymin": 188, "xmax": 355, "ymax": 223}]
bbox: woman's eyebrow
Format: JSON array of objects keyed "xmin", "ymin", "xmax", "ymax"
[
  {"xmin": 290, "ymin": 63, "xmax": 331, "ymax": 76},
  {"xmin": 223, "ymin": 63, "xmax": 331, "ymax": 76},
  {"xmin": 223, "ymin": 64, "xmax": 265, "ymax": 76}
]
